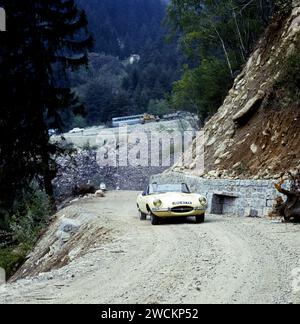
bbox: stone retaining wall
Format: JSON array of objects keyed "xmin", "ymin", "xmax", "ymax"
[{"xmin": 151, "ymin": 172, "xmax": 289, "ymax": 217}]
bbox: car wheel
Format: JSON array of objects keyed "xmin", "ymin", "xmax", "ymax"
[
  {"xmin": 195, "ymin": 214, "xmax": 205, "ymax": 224},
  {"xmin": 139, "ymin": 210, "xmax": 147, "ymax": 221},
  {"xmin": 150, "ymin": 213, "xmax": 160, "ymax": 225}
]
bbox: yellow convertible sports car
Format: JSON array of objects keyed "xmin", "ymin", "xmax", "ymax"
[{"xmin": 137, "ymin": 183, "xmax": 208, "ymax": 225}]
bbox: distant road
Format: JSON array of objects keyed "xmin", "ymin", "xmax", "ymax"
[
  {"xmin": 1, "ymin": 191, "xmax": 300, "ymax": 304},
  {"xmin": 54, "ymin": 118, "xmax": 196, "ymax": 149}
]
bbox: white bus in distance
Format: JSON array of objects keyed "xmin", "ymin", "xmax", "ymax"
[{"xmin": 112, "ymin": 115, "xmax": 144, "ymax": 128}]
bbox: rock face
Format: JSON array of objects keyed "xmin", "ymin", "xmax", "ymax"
[
  {"xmin": 53, "ymin": 150, "xmax": 168, "ymax": 200},
  {"xmin": 172, "ymin": 3, "xmax": 300, "ymax": 179}
]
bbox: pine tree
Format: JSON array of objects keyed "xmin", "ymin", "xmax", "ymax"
[{"xmin": 0, "ymin": 0, "xmax": 92, "ymax": 226}]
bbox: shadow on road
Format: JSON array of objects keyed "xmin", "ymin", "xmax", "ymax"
[{"xmin": 150, "ymin": 215, "xmax": 224, "ymax": 226}]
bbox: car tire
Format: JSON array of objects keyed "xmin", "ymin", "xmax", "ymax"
[
  {"xmin": 139, "ymin": 210, "xmax": 147, "ymax": 221},
  {"xmin": 150, "ymin": 213, "xmax": 160, "ymax": 226},
  {"xmin": 195, "ymin": 214, "xmax": 205, "ymax": 224}
]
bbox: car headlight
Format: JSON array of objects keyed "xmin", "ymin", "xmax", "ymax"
[
  {"xmin": 153, "ymin": 199, "xmax": 162, "ymax": 207},
  {"xmin": 199, "ymin": 196, "xmax": 207, "ymax": 206}
]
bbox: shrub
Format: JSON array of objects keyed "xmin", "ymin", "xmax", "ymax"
[
  {"xmin": 0, "ymin": 188, "xmax": 50, "ymax": 277},
  {"xmin": 71, "ymin": 115, "xmax": 87, "ymax": 129},
  {"xmin": 0, "ymin": 247, "xmax": 27, "ymax": 278},
  {"xmin": 10, "ymin": 189, "xmax": 50, "ymax": 246},
  {"xmin": 276, "ymin": 45, "xmax": 300, "ymax": 101},
  {"xmin": 147, "ymin": 99, "xmax": 172, "ymax": 117},
  {"xmin": 274, "ymin": 0, "xmax": 293, "ymax": 14}
]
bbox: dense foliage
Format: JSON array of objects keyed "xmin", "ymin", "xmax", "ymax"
[
  {"xmin": 0, "ymin": 189, "xmax": 51, "ymax": 277},
  {"xmin": 276, "ymin": 41, "xmax": 300, "ymax": 101},
  {"xmin": 166, "ymin": 0, "xmax": 292, "ymax": 122}
]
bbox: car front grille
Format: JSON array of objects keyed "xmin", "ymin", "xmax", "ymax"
[{"xmin": 171, "ymin": 206, "xmax": 194, "ymax": 213}]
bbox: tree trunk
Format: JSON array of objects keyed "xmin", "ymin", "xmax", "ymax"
[
  {"xmin": 274, "ymin": 174, "xmax": 300, "ymax": 221},
  {"xmin": 231, "ymin": 5, "xmax": 246, "ymax": 62},
  {"xmin": 203, "ymin": 12, "xmax": 234, "ymax": 77},
  {"xmin": 212, "ymin": 25, "xmax": 234, "ymax": 77}
]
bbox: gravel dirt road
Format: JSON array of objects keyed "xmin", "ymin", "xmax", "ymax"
[{"xmin": 1, "ymin": 191, "xmax": 300, "ymax": 304}]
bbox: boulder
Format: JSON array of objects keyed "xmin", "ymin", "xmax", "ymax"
[
  {"xmin": 250, "ymin": 143, "xmax": 258, "ymax": 154},
  {"xmin": 233, "ymin": 91, "xmax": 265, "ymax": 125},
  {"xmin": 95, "ymin": 190, "xmax": 105, "ymax": 198},
  {"xmin": 56, "ymin": 230, "xmax": 71, "ymax": 244},
  {"xmin": 72, "ymin": 184, "xmax": 96, "ymax": 196}
]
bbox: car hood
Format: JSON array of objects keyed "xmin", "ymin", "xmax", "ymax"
[{"xmin": 151, "ymin": 192, "xmax": 202, "ymax": 204}]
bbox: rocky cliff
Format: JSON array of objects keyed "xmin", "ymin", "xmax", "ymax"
[{"xmin": 172, "ymin": 2, "xmax": 300, "ymax": 180}]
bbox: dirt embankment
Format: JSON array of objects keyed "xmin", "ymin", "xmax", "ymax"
[
  {"xmin": 1, "ymin": 191, "xmax": 300, "ymax": 304},
  {"xmin": 172, "ymin": 4, "xmax": 300, "ymax": 180}
]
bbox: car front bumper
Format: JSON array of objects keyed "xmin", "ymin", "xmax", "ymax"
[{"xmin": 151, "ymin": 207, "xmax": 206, "ymax": 218}]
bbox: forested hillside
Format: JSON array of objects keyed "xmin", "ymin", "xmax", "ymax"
[
  {"xmin": 76, "ymin": 0, "xmax": 166, "ymax": 58},
  {"xmin": 67, "ymin": 0, "xmax": 182, "ymax": 128}
]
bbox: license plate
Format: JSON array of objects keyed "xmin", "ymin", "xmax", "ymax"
[{"xmin": 172, "ymin": 201, "xmax": 192, "ymax": 205}]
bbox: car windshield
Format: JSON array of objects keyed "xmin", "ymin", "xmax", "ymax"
[{"xmin": 149, "ymin": 184, "xmax": 190, "ymax": 194}]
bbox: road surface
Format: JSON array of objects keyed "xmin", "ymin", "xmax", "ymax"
[{"xmin": 0, "ymin": 191, "xmax": 300, "ymax": 304}]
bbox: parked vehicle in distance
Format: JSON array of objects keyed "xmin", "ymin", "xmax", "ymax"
[
  {"xmin": 137, "ymin": 183, "xmax": 208, "ymax": 225},
  {"xmin": 48, "ymin": 129, "xmax": 59, "ymax": 136},
  {"xmin": 112, "ymin": 113, "xmax": 160, "ymax": 127},
  {"xmin": 141, "ymin": 113, "xmax": 160, "ymax": 124},
  {"xmin": 162, "ymin": 111, "xmax": 193, "ymax": 121},
  {"xmin": 69, "ymin": 127, "xmax": 85, "ymax": 134},
  {"xmin": 112, "ymin": 115, "xmax": 144, "ymax": 128}
]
